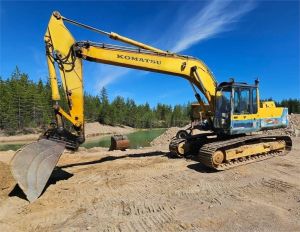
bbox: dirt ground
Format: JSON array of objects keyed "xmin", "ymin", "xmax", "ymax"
[{"xmin": 0, "ymin": 137, "xmax": 299, "ymax": 231}]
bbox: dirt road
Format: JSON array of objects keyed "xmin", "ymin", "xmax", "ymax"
[{"xmin": 0, "ymin": 139, "xmax": 300, "ymax": 231}]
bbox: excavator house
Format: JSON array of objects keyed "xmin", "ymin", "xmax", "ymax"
[{"xmin": 10, "ymin": 11, "xmax": 292, "ymax": 202}]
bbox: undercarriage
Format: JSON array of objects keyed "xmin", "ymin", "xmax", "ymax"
[{"xmin": 169, "ymin": 133, "xmax": 292, "ymax": 170}]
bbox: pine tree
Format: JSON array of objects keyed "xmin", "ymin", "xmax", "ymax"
[
  {"xmin": 2, "ymin": 67, "xmax": 298, "ymax": 134},
  {"xmin": 98, "ymin": 87, "xmax": 110, "ymax": 124}
]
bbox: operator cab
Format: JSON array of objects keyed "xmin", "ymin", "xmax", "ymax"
[{"xmin": 214, "ymin": 79, "xmax": 259, "ymax": 135}]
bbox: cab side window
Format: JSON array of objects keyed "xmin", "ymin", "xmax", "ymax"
[
  {"xmin": 234, "ymin": 88, "xmax": 250, "ymax": 114},
  {"xmin": 240, "ymin": 89, "xmax": 250, "ymax": 114},
  {"xmin": 234, "ymin": 90, "xmax": 240, "ymax": 114},
  {"xmin": 252, "ymin": 88, "xmax": 258, "ymax": 114}
]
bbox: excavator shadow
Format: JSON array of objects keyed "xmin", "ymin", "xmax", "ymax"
[
  {"xmin": 9, "ymin": 151, "xmax": 164, "ymax": 201},
  {"xmin": 59, "ymin": 151, "xmax": 215, "ymax": 174},
  {"xmin": 59, "ymin": 151, "xmax": 166, "ymax": 169},
  {"xmin": 9, "ymin": 167, "xmax": 73, "ymax": 201},
  {"xmin": 168, "ymin": 153, "xmax": 217, "ymax": 173},
  {"xmin": 186, "ymin": 163, "xmax": 217, "ymax": 173},
  {"xmin": 9, "ymin": 151, "xmax": 213, "ymax": 201},
  {"xmin": 9, "ymin": 185, "xmax": 27, "ymax": 200}
]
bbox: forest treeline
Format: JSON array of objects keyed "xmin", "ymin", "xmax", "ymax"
[
  {"xmin": 0, "ymin": 68, "xmax": 191, "ymax": 135},
  {"xmin": 0, "ymin": 68, "xmax": 299, "ymax": 135}
]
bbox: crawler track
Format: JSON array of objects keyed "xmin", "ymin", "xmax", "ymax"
[
  {"xmin": 198, "ymin": 134, "xmax": 292, "ymax": 170},
  {"xmin": 170, "ymin": 134, "xmax": 293, "ymax": 170}
]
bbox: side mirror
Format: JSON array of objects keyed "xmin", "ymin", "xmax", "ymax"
[{"xmin": 221, "ymin": 113, "xmax": 228, "ymax": 119}]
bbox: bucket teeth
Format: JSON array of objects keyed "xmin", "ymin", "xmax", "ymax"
[{"xmin": 10, "ymin": 139, "xmax": 65, "ymax": 202}]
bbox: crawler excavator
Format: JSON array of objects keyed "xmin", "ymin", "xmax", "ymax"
[{"xmin": 10, "ymin": 11, "xmax": 292, "ymax": 202}]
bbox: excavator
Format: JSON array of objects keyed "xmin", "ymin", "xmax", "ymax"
[{"xmin": 10, "ymin": 11, "xmax": 292, "ymax": 202}]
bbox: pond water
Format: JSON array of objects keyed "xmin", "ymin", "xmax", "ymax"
[
  {"xmin": 0, "ymin": 128, "xmax": 166, "ymax": 151},
  {"xmin": 82, "ymin": 128, "xmax": 166, "ymax": 149}
]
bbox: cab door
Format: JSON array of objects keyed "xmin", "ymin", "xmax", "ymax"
[{"xmin": 213, "ymin": 87, "xmax": 232, "ymax": 132}]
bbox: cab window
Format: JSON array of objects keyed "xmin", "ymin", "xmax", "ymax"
[
  {"xmin": 234, "ymin": 88, "xmax": 250, "ymax": 114},
  {"xmin": 216, "ymin": 88, "xmax": 231, "ymax": 116},
  {"xmin": 252, "ymin": 88, "xmax": 258, "ymax": 114}
]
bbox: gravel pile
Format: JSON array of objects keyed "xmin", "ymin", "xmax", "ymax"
[
  {"xmin": 150, "ymin": 127, "xmax": 181, "ymax": 146},
  {"xmin": 263, "ymin": 114, "xmax": 300, "ymax": 137}
]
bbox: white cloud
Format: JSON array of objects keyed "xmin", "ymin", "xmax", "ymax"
[
  {"xmin": 91, "ymin": 0, "xmax": 256, "ymax": 89},
  {"xmin": 94, "ymin": 65, "xmax": 131, "ymax": 91},
  {"xmin": 170, "ymin": 0, "xmax": 256, "ymax": 52},
  {"xmin": 29, "ymin": 47, "xmax": 48, "ymax": 81}
]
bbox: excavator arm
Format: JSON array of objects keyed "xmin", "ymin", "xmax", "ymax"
[
  {"xmin": 10, "ymin": 11, "xmax": 218, "ymax": 202},
  {"xmin": 44, "ymin": 11, "xmax": 217, "ymax": 147}
]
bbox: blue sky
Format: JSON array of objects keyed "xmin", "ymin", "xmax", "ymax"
[{"xmin": 0, "ymin": 0, "xmax": 299, "ymax": 106}]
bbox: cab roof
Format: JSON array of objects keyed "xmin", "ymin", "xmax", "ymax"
[{"xmin": 217, "ymin": 81, "xmax": 258, "ymax": 91}]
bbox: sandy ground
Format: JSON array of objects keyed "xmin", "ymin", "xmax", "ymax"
[
  {"xmin": 0, "ymin": 134, "xmax": 40, "ymax": 143},
  {"xmin": 0, "ymin": 123, "xmax": 135, "ymax": 143},
  {"xmin": 0, "ymin": 137, "xmax": 299, "ymax": 231},
  {"xmin": 84, "ymin": 123, "xmax": 135, "ymax": 138}
]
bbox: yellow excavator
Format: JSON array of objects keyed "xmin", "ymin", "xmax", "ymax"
[{"xmin": 10, "ymin": 11, "xmax": 292, "ymax": 202}]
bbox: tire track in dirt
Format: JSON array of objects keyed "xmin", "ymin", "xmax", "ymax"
[
  {"xmin": 38, "ymin": 153, "xmax": 182, "ymax": 231},
  {"xmin": 1, "ymin": 140, "xmax": 300, "ymax": 231}
]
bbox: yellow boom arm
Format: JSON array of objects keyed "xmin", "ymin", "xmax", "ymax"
[{"xmin": 44, "ymin": 11, "xmax": 217, "ymax": 141}]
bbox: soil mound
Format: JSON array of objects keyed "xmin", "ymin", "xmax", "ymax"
[
  {"xmin": 150, "ymin": 127, "xmax": 181, "ymax": 146},
  {"xmin": 0, "ymin": 161, "xmax": 15, "ymax": 199}
]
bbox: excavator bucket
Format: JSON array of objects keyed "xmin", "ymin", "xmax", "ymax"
[{"xmin": 10, "ymin": 139, "xmax": 66, "ymax": 202}]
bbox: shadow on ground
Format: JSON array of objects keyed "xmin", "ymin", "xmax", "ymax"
[
  {"xmin": 9, "ymin": 168, "xmax": 73, "ymax": 201},
  {"xmin": 187, "ymin": 163, "xmax": 217, "ymax": 173},
  {"xmin": 9, "ymin": 150, "xmax": 217, "ymax": 201},
  {"xmin": 60, "ymin": 151, "xmax": 217, "ymax": 174},
  {"xmin": 59, "ymin": 151, "xmax": 166, "ymax": 169}
]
